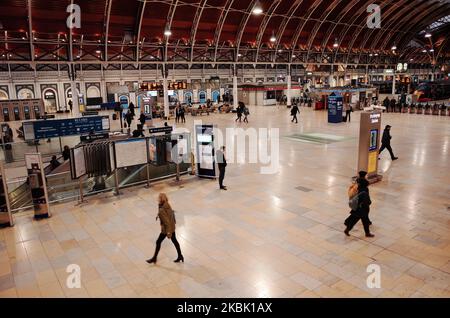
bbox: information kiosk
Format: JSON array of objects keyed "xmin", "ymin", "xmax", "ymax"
[
  {"xmin": 25, "ymin": 153, "xmax": 51, "ymax": 219},
  {"xmin": 357, "ymin": 112, "xmax": 383, "ymax": 183},
  {"xmin": 195, "ymin": 125, "xmax": 216, "ymax": 179}
]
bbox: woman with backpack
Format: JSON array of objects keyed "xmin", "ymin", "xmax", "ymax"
[
  {"xmin": 344, "ymin": 172, "xmax": 374, "ymax": 237},
  {"xmin": 146, "ymin": 193, "xmax": 184, "ymax": 264},
  {"xmin": 243, "ymin": 105, "xmax": 250, "ymax": 123}
]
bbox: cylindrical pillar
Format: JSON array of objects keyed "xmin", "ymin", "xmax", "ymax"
[
  {"xmin": 287, "ymin": 75, "xmax": 292, "ymax": 106},
  {"xmin": 392, "ymin": 72, "xmax": 396, "ymax": 96},
  {"xmin": 71, "ymin": 81, "xmax": 80, "ymax": 117},
  {"xmin": 233, "ymin": 76, "xmax": 238, "ymax": 109},
  {"xmin": 163, "ymin": 76, "xmax": 169, "ymax": 118}
]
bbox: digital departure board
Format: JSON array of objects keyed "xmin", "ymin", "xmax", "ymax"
[{"xmin": 23, "ymin": 116, "xmax": 110, "ymax": 140}]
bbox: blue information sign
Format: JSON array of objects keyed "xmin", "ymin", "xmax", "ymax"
[
  {"xmin": 23, "ymin": 116, "xmax": 110, "ymax": 140},
  {"xmin": 328, "ymin": 92, "xmax": 343, "ymax": 123}
]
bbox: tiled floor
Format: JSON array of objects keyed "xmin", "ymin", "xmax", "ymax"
[{"xmin": 1, "ymin": 105, "xmax": 449, "ymax": 298}]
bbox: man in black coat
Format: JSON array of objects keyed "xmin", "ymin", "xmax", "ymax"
[
  {"xmin": 344, "ymin": 177, "xmax": 374, "ymax": 237},
  {"xmin": 216, "ymin": 146, "xmax": 227, "ymax": 190},
  {"xmin": 379, "ymin": 125, "xmax": 398, "ymax": 160},
  {"xmin": 291, "ymin": 104, "xmax": 300, "ymax": 123}
]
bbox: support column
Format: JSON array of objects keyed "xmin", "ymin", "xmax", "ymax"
[
  {"xmin": 71, "ymin": 80, "xmax": 80, "ymax": 117},
  {"xmin": 233, "ymin": 74, "xmax": 238, "ymax": 110},
  {"xmin": 392, "ymin": 72, "xmax": 396, "ymax": 96},
  {"xmin": 163, "ymin": 66, "xmax": 169, "ymax": 118},
  {"xmin": 287, "ymin": 66, "xmax": 292, "ymax": 106}
]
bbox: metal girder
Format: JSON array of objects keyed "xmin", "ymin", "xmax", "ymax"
[
  {"xmin": 135, "ymin": 0, "xmax": 146, "ymax": 62},
  {"xmin": 254, "ymin": 0, "xmax": 282, "ymax": 63},
  {"xmin": 319, "ymin": 0, "xmax": 364, "ymax": 62},
  {"xmin": 368, "ymin": 0, "xmax": 431, "ymax": 55},
  {"xmin": 213, "ymin": 0, "xmax": 235, "ymax": 62},
  {"xmin": 235, "ymin": 0, "xmax": 259, "ymax": 61},
  {"xmin": 305, "ymin": 0, "xmax": 340, "ymax": 62},
  {"xmin": 164, "ymin": 0, "xmax": 179, "ymax": 64},
  {"xmin": 344, "ymin": 0, "xmax": 401, "ymax": 64},
  {"xmin": 27, "ymin": 0, "xmax": 34, "ymax": 62},
  {"xmin": 273, "ymin": 0, "xmax": 304, "ymax": 57},
  {"xmin": 393, "ymin": 3, "xmax": 450, "ymax": 51},
  {"xmin": 190, "ymin": 0, "xmax": 208, "ymax": 62},
  {"xmin": 355, "ymin": 0, "xmax": 422, "ymax": 64},
  {"xmin": 290, "ymin": 0, "xmax": 324, "ymax": 51},
  {"xmin": 385, "ymin": 4, "xmax": 447, "ymax": 53},
  {"xmin": 104, "ymin": 0, "xmax": 113, "ymax": 62}
]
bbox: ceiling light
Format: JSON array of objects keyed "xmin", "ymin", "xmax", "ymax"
[
  {"xmin": 22, "ymin": 37, "xmax": 26, "ymax": 40},
  {"xmin": 278, "ymin": 49, "xmax": 283, "ymax": 53},
  {"xmin": 425, "ymin": 32, "xmax": 432, "ymax": 38},
  {"xmin": 292, "ymin": 54, "xmax": 296, "ymax": 58},
  {"xmin": 95, "ymin": 50, "xmax": 101, "ymax": 54},
  {"xmin": 410, "ymin": 59, "xmax": 414, "ymax": 62},
  {"xmin": 237, "ymin": 53, "xmax": 242, "ymax": 57},
  {"xmin": 429, "ymin": 49, "xmax": 434, "ymax": 52},
  {"xmin": 164, "ymin": 30, "xmax": 172, "ymax": 36},
  {"xmin": 270, "ymin": 36, "xmax": 276, "ymax": 42},
  {"xmin": 252, "ymin": 4, "xmax": 263, "ymax": 15},
  {"xmin": 333, "ymin": 38, "xmax": 339, "ymax": 48},
  {"xmin": 422, "ymin": 49, "xmax": 427, "ymax": 53},
  {"xmin": 374, "ymin": 53, "xmax": 378, "ymax": 56},
  {"xmin": 369, "ymin": 54, "xmax": 373, "ymax": 57},
  {"xmin": 391, "ymin": 45, "xmax": 397, "ymax": 50}
]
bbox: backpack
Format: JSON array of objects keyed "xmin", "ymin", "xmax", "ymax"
[{"xmin": 348, "ymin": 192, "xmax": 362, "ymax": 211}]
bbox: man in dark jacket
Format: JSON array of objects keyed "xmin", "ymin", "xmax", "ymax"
[
  {"xmin": 389, "ymin": 97, "xmax": 396, "ymax": 113},
  {"xmin": 216, "ymin": 146, "xmax": 227, "ymax": 190},
  {"xmin": 129, "ymin": 102, "xmax": 136, "ymax": 117},
  {"xmin": 291, "ymin": 104, "xmax": 300, "ymax": 123},
  {"xmin": 383, "ymin": 97, "xmax": 389, "ymax": 112},
  {"xmin": 379, "ymin": 125, "xmax": 398, "ymax": 160},
  {"xmin": 344, "ymin": 176, "xmax": 374, "ymax": 237}
]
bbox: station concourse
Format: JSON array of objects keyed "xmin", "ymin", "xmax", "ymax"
[{"xmin": 0, "ymin": 0, "xmax": 449, "ymax": 299}]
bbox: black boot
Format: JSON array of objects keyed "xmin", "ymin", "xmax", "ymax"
[
  {"xmin": 174, "ymin": 255, "xmax": 184, "ymax": 263},
  {"xmin": 146, "ymin": 257, "xmax": 157, "ymax": 264}
]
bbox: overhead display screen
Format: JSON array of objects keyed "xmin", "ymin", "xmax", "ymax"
[{"xmin": 23, "ymin": 116, "xmax": 110, "ymax": 140}]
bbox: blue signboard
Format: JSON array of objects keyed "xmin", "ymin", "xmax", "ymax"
[
  {"xmin": 23, "ymin": 116, "xmax": 110, "ymax": 140},
  {"xmin": 328, "ymin": 92, "xmax": 343, "ymax": 123}
]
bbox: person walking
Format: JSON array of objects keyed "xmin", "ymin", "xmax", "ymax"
[
  {"xmin": 146, "ymin": 193, "xmax": 184, "ymax": 264},
  {"xmin": 180, "ymin": 105, "xmax": 186, "ymax": 123},
  {"xmin": 216, "ymin": 146, "xmax": 227, "ymax": 190},
  {"xmin": 175, "ymin": 104, "xmax": 180, "ymax": 123},
  {"xmin": 139, "ymin": 112, "xmax": 146, "ymax": 126},
  {"xmin": 235, "ymin": 103, "xmax": 243, "ymax": 122},
  {"xmin": 379, "ymin": 125, "xmax": 398, "ymax": 160},
  {"xmin": 344, "ymin": 175, "xmax": 374, "ymax": 237},
  {"xmin": 291, "ymin": 103, "xmax": 300, "ymax": 123},
  {"xmin": 62, "ymin": 145, "xmax": 71, "ymax": 161},
  {"xmin": 243, "ymin": 105, "xmax": 250, "ymax": 123},
  {"xmin": 129, "ymin": 102, "xmax": 136, "ymax": 117},
  {"xmin": 125, "ymin": 110, "xmax": 133, "ymax": 131},
  {"xmin": 383, "ymin": 96, "xmax": 389, "ymax": 112},
  {"xmin": 346, "ymin": 103, "xmax": 352, "ymax": 122},
  {"xmin": 68, "ymin": 100, "xmax": 73, "ymax": 113}
]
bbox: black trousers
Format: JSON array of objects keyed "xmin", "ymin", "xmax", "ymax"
[
  {"xmin": 235, "ymin": 114, "xmax": 242, "ymax": 122},
  {"xmin": 175, "ymin": 114, "xmax": 179, "ymax": 123},
  {"xmin": 243, "ymin": 115, "xmax": 248, "ymax": 123},
  {"xmin": 218, "ymin": 168, "xmax": 226, "ymax": 188},
  {"xmin": 345, "ymin": 212, "xmax": 371, "ymax": 234},
  {"xmin": 346, "ymin": 110, "xmax": 351, "ymax": 122},
  {"xmin": 379, "ymin": 143, "xmax": 395, "ymax": 159},
  {"xmin": 292, "ymin": 114, "xmax": 298, "ymax": 123},
  {"xmin": 152, "ymin": 232, "xmax": 182, "ymax": 259},
  {"xmin": 181, "ymin": 114, "xmax": 185, "ymax": 123}
]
